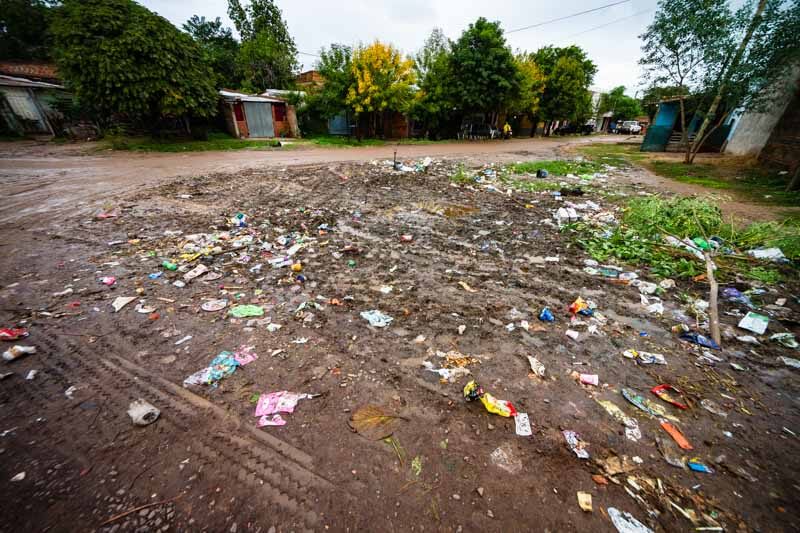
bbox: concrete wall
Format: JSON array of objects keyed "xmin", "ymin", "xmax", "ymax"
[
  {"xmin": 759, "ymin": 87, "xmax": 800, "ymax": 171},
  {"xmin": 725, "ymin": 66, "xmax": 800, "ymax": 156}
]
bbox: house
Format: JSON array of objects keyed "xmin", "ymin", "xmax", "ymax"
[
  {"xmin": 641, "ymin": 97, "xmax": 733, "ymax": 153},
  {"xmin": 0, "ymin": 74, "xmax": 67, "ymax": 137},
  {"xmin": 219, "ymin": 90, "xmax": 299, "ymax": 139},
  {"xmin": 295, "ymin": 70, "xmax": 324, "ymax": 89}
]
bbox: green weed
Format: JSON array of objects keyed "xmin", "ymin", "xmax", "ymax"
[
  {"xmin": 449, "ymin": 164, "xmax": 472, "ymax": 184},
  {"xmin": 509, "ymin": 159, "xmax": 603, "ymax": 176},
  {"xmin": 105, "ymin": 132, "xmax": 285, "ymax": 152}
]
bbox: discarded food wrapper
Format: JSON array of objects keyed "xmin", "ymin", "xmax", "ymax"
[
  {"xmin": 538, "ymin": 307, "xmax": 554, "ymax": 322},
  {"xmin": 183, "ymin": 264, "xmax": 209, "ymax": 282},
  {"xmin": 463, "ymin": 380, "xmax": 517, "ymax": 417},
  {"xmin": 360, "ymin": 309, "xmax": 393, "ymax": 328},
  {"xmin": 0, "ymin": 328, "xmax": 29, "ymax": 341},
  {"xmin": 183, "ymin": 352, "xmax": 241, "ymax": 387},
  {"xmin": 622, "ymin": 388, "xmax": 678, "ymax": 422},
  {"xmin": 771, "ymin": 333, "xmax": 799, "ymax": 349},
  {"xmin": 579, "ymin": 373, "xmax": 599, "ymax": 386},
  {"xmin": 161, "ymin": 261, "xmax": 178, "ymax": 271},
  {"xmin": 597, "ymin": 400, "xmax": 641, "ymax": 442},
  {"xmin": 229, "ymin": 305, "xmax": 264, "ymax": 318},
  {"xmin": 230, "ymin": 212, "xmax": 248, "ymax": 228},
  {"xmin": 515, "ymin": 412, "xmax": 532, "ymax": 436},
  {"xmin": 565, "ymin": 329, "xmax": 580, "ymax": 341},
  {"xmin": 623, "ymin": 349, "xmax": 666, "ymax": 365},
  {"xmin": 738, "ymin": 312, "xmax": 769, "ymax": 335},
  {"xmin": 577, "ymin": 491, "xmax": 592, "ymax": 512},
  {"xmin": 650, "ymin": 384, "xmax": 688, "ymax": 409},
  {"xmin": 201, "ymin": 299, "xmax": 228, "ymax": 312},
  {"xmin": 568, "ymin": 297, "xmax": 593, "ymax": 317},
  {"xmin": 722, "ymin": 287, "xmax": 754, "ymax": 308},
  {"xmin": 422, "ymin": 361, "xmax": 471, "ymax": 382},
  {"xmin": 2, "ymin": 345, "xmax": 36, "ymax": 362},
  {"xmin": 679, "ymin": 332, "xmax": 720, "ymax": 350},
  {"xmin": 655, "ymin": 433, "xmax": 686, "ymax": 469},
  {"xmin": 232, "ymin": 345, "xmax": 258, "ymax": 366},
  {"xmin": 202, "ymin": 271, "xmax": 222, "ymax": 281},
  {"xmin": 111, "ymin": 296, "xmax": 136, "ymax": 312},
  {"xmin": 127, "ymin": 399, "xmax": 160, "ymax": 426},
  {"xmin": 490, "ymin": 443, "xmax": 523, "ymax": 474},
  {"xmin": 736, "ymin": 335, "xmax": 760, "ymax": 345},
  {"xmin": 527, "ymin": 356, "xmax": 546, "ymax": 377},
  {"xmin": 255, "ymin": 391, "xmax": 316, "ymax": 427},
  {"xmin": 660, "ymin": 421, "xmax": 692, "ymax": 450},
  {"xmin": 688, "ymin": 458, "xmax": 713, "ymax": 473},
  {"xmin": 563, "ymin": 430, "xmax": 589, "ymax": 459},
  {"xmin": 99, "ymin": 276, "xmax": 116, "ymax": 286},
  {"xmin": 608, "ymin": 507, "xmax": 653, "ymax": 533}
]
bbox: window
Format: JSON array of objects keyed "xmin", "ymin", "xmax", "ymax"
[{"xmin": 274, "ymin": 103, "xmax": 287, "ymax": 122}]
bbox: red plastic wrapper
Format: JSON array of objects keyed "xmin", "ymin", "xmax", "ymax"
[
  {"xmin": 651, "ymin": 384, "xmax": 688, "ymax": 410},
  {"xmin": 0, "ymin": 328, "xmax": 29, "ymax": 341}
]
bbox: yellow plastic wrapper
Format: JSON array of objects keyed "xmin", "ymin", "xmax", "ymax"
[{"xmin": 463, "ymin": 380, "xmax": 517, "ymax": 417}]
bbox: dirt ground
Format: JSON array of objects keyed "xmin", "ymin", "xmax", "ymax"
[{"xmin": 0, "ymin": 138, "xmax": 799, "ymax": 532}]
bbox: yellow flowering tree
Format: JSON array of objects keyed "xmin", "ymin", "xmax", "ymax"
[{"xmin": 346, "ymin": 41, "xmax": 416, "ymax": 137}]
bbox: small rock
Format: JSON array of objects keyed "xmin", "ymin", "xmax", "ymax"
[
  {"xmin": 487, "ymin": 510, "xmax": 494, "ymax": 518},
  {"xmin": 476, "ymin": 487, "xmax": 484, "ymax": 497},
  {"xmin": 452, "ymin": 494, "xmax": 461, "ymax": 500}
]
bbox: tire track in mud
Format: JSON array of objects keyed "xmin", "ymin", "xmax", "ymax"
[{"xmin": 31, "ymin": 327, "xmax": 339, "ymax": 531}]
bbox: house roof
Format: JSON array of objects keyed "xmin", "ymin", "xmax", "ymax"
[
  {"xmin": 219, "ymin": 89, "xmax": 285, "ymax": 103},
  {"xmin": 0, "ymin": 74, "xmax": 63, "ymax": 89}
]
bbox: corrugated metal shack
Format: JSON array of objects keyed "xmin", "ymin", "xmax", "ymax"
[{"xmin": 219, "ymin": 90, "xmax": 299, "ymax": 139}]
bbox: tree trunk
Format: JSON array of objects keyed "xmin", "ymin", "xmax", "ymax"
[
  {"xmin": 689, "ymin": 0, "xmax": 768, "ymax": 163},
  {"xmin": 786, "ymin": 165, "xmax": 800, "ymax": 191},
  {"xmin": 679, "ymin": 97, "xmax": 691, "ymax": 163},
  {"xmin": 705, "ymin": 252, "xmax": 721, "ymax": 348}
]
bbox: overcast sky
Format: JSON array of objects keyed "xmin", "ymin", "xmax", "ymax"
[{"xmin": 139, "ymin": 0, "xmax": 664, "ymax": 94}]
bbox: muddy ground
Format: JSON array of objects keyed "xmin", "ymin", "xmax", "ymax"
[{"xmin": 0, "ymin": 155, "xmax": 799, "ymax": 532}]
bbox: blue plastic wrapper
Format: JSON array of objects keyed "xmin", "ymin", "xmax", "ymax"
[
  {"xmin": 680, "ymin": 332, "xmax": 721, "ymax": 350},
  {"xmin": 539, "ymin": 307, "xmax": 555, "ymax": 322},
  {"xmin": 688, "ymin": 459, "xmax": 713, "ymax": 473}
]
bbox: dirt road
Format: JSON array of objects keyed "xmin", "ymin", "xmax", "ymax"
[{"xmin": 0, "ymin": 140, "xmax": 798, "ymax": 532}]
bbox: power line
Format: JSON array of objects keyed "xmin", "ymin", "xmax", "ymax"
[
  {"xmin": 563, "ymin": 8, "xmax": 654, "ymax": 39},
  {"xmin": 507, "ymin": 0, "xmax": 631, "ymax": 34},
  {"xmin": 298, "ymin": 51, "xmax": 320, "ymax": 58}
]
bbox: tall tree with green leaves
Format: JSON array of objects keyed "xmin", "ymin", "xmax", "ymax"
[
  {"xmin": 311, "ymin": 43, "xmax": 355, "ymax": 119},
  {"xmin": 51, "ymin": 0, "xmax": 218, "ymax": 129},
  {"xmin": 449, "ymin": 18, "xmax": 518, "ymax": 117},
  {"xmin": 598, "ymin": 86, "xmax": 643, "ymax": 122},
  {"xmin": 533, "ymin": 45, "xmax": 597, "ymax": 133},
  {"xmin": 228, "ymin": 0, "xmax": 298, "ymax": 90},
  {"xmin": 508, "ymin": 52, "xmax": 546, "ymax": 133},
  {"xmin": 0, "ymin": 0, "xmax": 56, "ymax": 60},
  {"xmin": 410, "ymin": 28, "xmax": 455, "ymax": 138},
  {"xmin": 183, "ymin": 15, "xmax": 240, "ymax": 88}
]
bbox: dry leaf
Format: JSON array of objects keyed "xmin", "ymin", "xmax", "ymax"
[{"xmin": 348, "ymin": 405, "xmax": 406, "ymax": 440}]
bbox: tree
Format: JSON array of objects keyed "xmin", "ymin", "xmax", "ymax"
[
  {"xmin": 449, "ymin": 18, "xmax": 518, "ymax": 116},
  {"xmin": 598, "ymin": 86, "xmax": 643, "ymax": 122},
  {"xmin": 227, "ymin": 0, "xmax": 298, "ymax": 90},
  {"xmin": 346, "ymin": 41, "xmax": 415, "ymax": 137},
  {"xmin": 0, "ymin": 0, "xmax": 56, "ymax": 60},
  {"xmin": 311, "ymin": 43, "xmax": 355, "ymax": 119},
  {"xmin": 533, "ymin": 45, "xmax": 597, "ymax": 133},
  {"xmin": 508, "ymin": 52, "xmax": 546, "ymax": 131},
  {"xmin": 51, "ymin": 0, "xmax": 218, "ymax": 129},
  {"xmin": 183, "ymin": 15, "xmax": 240, "ymax": 88},
  {"xmin": 639, "ymin": 0, "xmax": 739, "ymax": 161},
  {"xmin": 410, "ymin": 28, "xmax": 455, "ymax": 138}
]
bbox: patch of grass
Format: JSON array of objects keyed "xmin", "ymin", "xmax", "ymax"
[
  {"xmin": 510, "ymin": 179, "xmax": 564, "ymax": 192},
  {"xmin": 571, "ymin": 195, "xmax": 799, "ymax": 281},
  {"xmin": 509, "ymin": 159, "xmax": 603, "ymax": 176},
  {"xmin": 307, "ymin": 135, "xmax": 440, "ymax": 147},
  {"xmin": 649, "ymin": 161, "xmax": 733, "ymax": 189},
  {"xmin": 106, "ymin": 132, "xmax": 284, "ymax": 152},
  {"xmin": 576, "ymin": 143, "xmax": 647, "ymax": 165}
]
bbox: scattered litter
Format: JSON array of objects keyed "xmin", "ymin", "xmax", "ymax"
[
  {"xmin": 422, "ymin": 361, "xmax": 471, "ymax": 382},
  {"xmin": 232, "ymin": 345, "xmax": 258, "ymax": 365},
  {"xmin": 464, "ymin": 380, "xmax": 517, "ymax": 417},
  {"xmin": 183, "ymin": 352, "xmax": 240, "ymax": 386},
  {"xmin": 747, "ymin": 247, "xmax": 785, "ymax": 261},
  {"xmin": 174, "ymin": 335, "xmax": 192, "ymax": 346},
  {"xmin": 680, "ymin": 332, "xmax": 720, "ymax": 350},
  {"xmin": 660, "ymin": 421, "xmax": 692, "ymax": 450},
  {"xmin": 25, "ymin": 369, "xmax": 37, "ymax": 380},
  {"xmin": 458, "ymin": 281, "xmax": 478, "ymax": 293},
  {"xmin": 723, "ymin": 287, "xmax": 754, "ymax": 308},
  {"xmin": 64, "ymin": 386, "xmax": 77, "ymax": 399},
  {"xmin": 490, "ymin": 442, "xmax": 523, "ymax": 474},
  {"xmin": 0, "ymin": 328, "xmax": 28, "ymax": 341},
  {"xmin": 53, "ymin": 288, "xmax": 74, "ymax": 297},
  {"xmin": 183, "ymin": 264, "xmax": 209, "ymax": 282},
  {"xmin": 111, "ymin": 296, "xmax": 136, "ymax": 312},
  {"xmin": 656, "ymin": 433, "xmax": 686, "ymax": 468},
  {"xmin": 771, "ymin": 333, "xmax": 799, "ymax": 349},
  {"xmin": 688, "ymin": 458, "xmax": 713, "ymax": 473},
  {"xmin": 577, "ymin": 491, "xmax": 592, "ymax": 512},
  {"xmin": 622, "ymin": 388, "xmax": 678, "ymax": 422},
  {"xmin": 527, "ymin": 356, "xmax": 546, "ymax": 377},
  {"xmin": 565, "ymin": 329, "xmax": 580, "ymax": 341},
  {"xmin": 99, "ymin": 276, "xmax": 116, "ymax": 286},
  {"xmin": 563, "ymin": 430, "xmax": 589, "ymax": 459},
  {"xmin": 778, "ymin": 356, "xmax": 800, "ymax": 369},
  {"xmin": 10, "ymin": 472, "xmax": 25, "ymax": 482},
  {"xmin": 2, "ymin": 345, "xmax": 36, "ymax": 362},
  {"xmin": 514, "ymin": 412, "xmax": 532, "ymax": 436},
  {"xmin": 579, "ymin": 373, "xmax": 599, "ymax": 386},
  {"xmin": 608, "ymin": 507, "xmax": 653, "ymax": 533},
  {"xmin": 127, "ymin": 399, "xmax": 160, "ymax": 426},
  {"xmin": 700, "ymin": 399, "xmax": 728, "ymax": 417},
  {"xmin": 623, "ymin": 349, "xmax": 666, "ymax": 365},
  {"xmin": 360, "ymin": 310, "xmax": 393, "ymax": 327},
  {"xmin": 229, "ymin": 305, "xmax": 264, "ymax": 318},
  {"xmin": 738, "ymin": 312, "xmax": 769, "ymax": 335},
  {"xmin": 201, "ymin": 299, "xmax": 228, "ymax": 312},
  {"xmin": 255, "ymin": 391, "xmax": 317, "ymax": 427},
  {"xmin": 597, "ymin": 400, "xmax": 641, "ymax": 442},
  {"xmin": 650, "ymin": 384, "xmax": 688, "ymax": 410},
  {"xmin": 736, "ymin": 335, "xmax": 760, "ymax": 345},
  {"xmin": 538, "ymin": 308, "xmax": 554, "ymax": 322}
]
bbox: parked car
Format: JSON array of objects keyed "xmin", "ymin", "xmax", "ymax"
[{"xmin": 618, "ymin": 120, "xmax": 642, "ymax": 134}]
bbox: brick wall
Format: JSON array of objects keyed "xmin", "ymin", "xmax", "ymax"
[{"xmin": 0, "ymin": 62, "xmax": 59, "ymax": 83}]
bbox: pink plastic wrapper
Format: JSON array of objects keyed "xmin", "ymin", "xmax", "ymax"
[
  {"xmin": 233, "ymin": 345, "xmax": 258, "ymax": 366},
  {"xmin": 579, "ymin": 374, "xmax": 599, "ymax": 386},
  {"xmin": 254, "ymin": 391, "xmax": 315, "ymax": 427}
]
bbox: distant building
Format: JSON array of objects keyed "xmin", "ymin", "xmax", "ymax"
[
  {"xmin": 219, "ymin": 90, "xmax": 299, "ymax": 139},
  {"xmin": 0, "ymin": 74, "xmax": 67, "ymax": 137},
  {"xmin": 295, "ymin": 70, "xmax": 324, "ymax": 89}
]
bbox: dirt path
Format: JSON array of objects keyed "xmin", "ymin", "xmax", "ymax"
[{"xmin": 0, "ymin": 135, "xmax": 603, "ymax": 226}]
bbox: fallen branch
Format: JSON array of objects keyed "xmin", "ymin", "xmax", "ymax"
[
  {"xmin": 97, "ymin": 494, "xmax": 182, "ymax": 528},
  {"xmin": 704, "ymin": 251, "xmax": 722, "ymax": 348}
]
